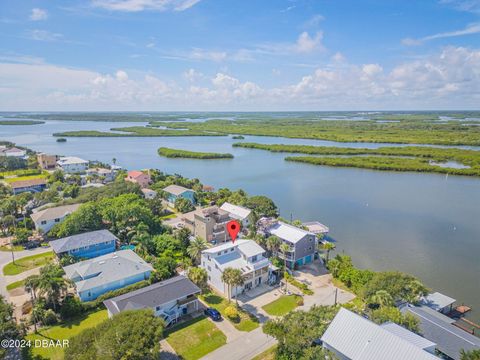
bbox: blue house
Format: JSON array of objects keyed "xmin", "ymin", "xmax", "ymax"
[
  {"xmin": 49, "ymin": 229, "xmax": 117, "ymax": 259},
  {"xmin": 163, "ymin": 184, "xmax": 196, "ymax": 205},
  {"xmin": 63, "ymin": 250, "xmax": 153, "ymax": 302},
  {"xmin": 10, "ymin": 178, "xmax": 47, "ymax": 195}
]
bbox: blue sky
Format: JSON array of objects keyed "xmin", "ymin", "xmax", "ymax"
[{"xmin": 1, "ymin": 0, "xmax": 480, "ymax": 110}]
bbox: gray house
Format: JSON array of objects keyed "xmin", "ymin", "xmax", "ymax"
[
  {"xmin": 103, "ymin": 275, "xmax": 201, "ymax": 326},
  {"xmin": 262, "ymin": 220, "xmax": 317, "ymax": 268}
]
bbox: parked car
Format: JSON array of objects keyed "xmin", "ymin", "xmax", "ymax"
[
  {"xmin": 204, "ymin": 307, "xmax": 221, "ymax": 321},
  {"xmin": 24, "ymin": 241, "xmax": 40, "ymax": 249}
]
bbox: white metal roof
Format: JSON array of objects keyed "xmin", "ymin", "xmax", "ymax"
[
  {"xmin": 237, "ymin": 240, "xmax": 265, "ymax": 257},
  {"xmin": 422, "ymin": 292, "xmax": 456, "ymax": 311},
  {"xmin": 220, "ymin": 202, "xmax": 251, "ymax": 220},
  {"xmin": 57, "ymin": 156, "xmax": 88, "ymax": 165},
  {"xmin": 163, "ymin": 184, "xmax": 193, "ymax": 196},
  {"xmin": 380, "ymin": 322, "xmax": 437, "ymax": 351},
  {"xmin": 268, "ymin": 221, "xmax": 314, "ymax": 243},
  {"xmin": 321, "ymin": 308, "xmax": 439, "ymax": 360}
]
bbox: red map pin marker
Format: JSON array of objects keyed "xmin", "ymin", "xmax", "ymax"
[{"xmin": 226, "ymin": 220, "xmax": 241, "ymax": 243}]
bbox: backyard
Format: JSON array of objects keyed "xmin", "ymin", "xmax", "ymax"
[
  {"xmin": 25, "ymin": 309, "xmax": 108, "ymax": 360},
  {"xmin": 200, "ymin": 293, "xmax": 259, "ymax": 331},
  {"xmin": 262, "ymin": 295, "xmax": 302, "ymax": 316},
  {"xmin": 3, "ymin": 251, "xmax": 54, "ymax": 275},
  {"xmin": 165, "ymin": 316, "xmax": 226, "ymax": 360}
]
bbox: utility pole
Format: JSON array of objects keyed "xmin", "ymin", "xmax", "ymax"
[{"xmin": 334, "ymin": 288, "xmax": 338, "ymax": 305}]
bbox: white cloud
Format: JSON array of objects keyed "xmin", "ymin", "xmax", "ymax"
[
  {"xmin": 30, "ymin": 8, "xmax": 48, "ymax": 21},
  {"xmin": 1, "ymin": 47, "xmax": 480, "ymax": 110},
  {"xmin": 402, "ymin": 23, "xmax": 480, "ymax": 45},
  {"xmin": 189, "ymin": 48, "xmax": 227, "ymax": 62},
  {"xmin": 439, "ymin": 0, "xmax": 480, "ymax": 13},
  {"xmin": 295, "ymin": 31, "xmax": 324, "ymax": 53},
  {"xmin": 28, "ymin": 30, "xmax": 63, "ymax": 42},
  {"xmin": 304, "ymin": 14, "xmax": 324, "ymax": 28},
  {"xmin": 91, "ymin": 0, "xmax": 201, "ymax": 12}
]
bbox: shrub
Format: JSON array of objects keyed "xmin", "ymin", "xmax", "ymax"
[
  {"xmin": 42, "ymin": 309, "xmax": 58, "ymax": 326},
  {"xmin": 224, "ymin": 305, "xmax": 239, "ymax": 320},
  {"xmin": 60, "ymin": 297, "xmax": 84, "ymax": 320},
  {"xmin": 296, "ymin": 297, "xmax": 304, "ymax": 306}
]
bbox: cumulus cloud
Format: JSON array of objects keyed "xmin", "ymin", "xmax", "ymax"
[
  {"xmin": 295, "ymin": 31, "xmax": 324, "ymax": 53},
  {"xmin": 91, "ymin": 0, "xmax": 201, "ymax": 12},
  {"xmin": 1, "ymin": 47, "xmax": 480, "ymax": 110},
  {"xmin": 402, "ymin": 22, "xmax": 480, "ymax": 45},
  {"xmin": 30, "ymin": 8, "xmax": 48, "ymax": 21}
]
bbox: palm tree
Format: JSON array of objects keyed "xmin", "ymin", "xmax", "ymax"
[
  {"xmin": 187, "ymin": 237, "xmax": 208, "ymax": 265},
  {"xmin": 321, "ymin": 241, "xmax": 336, "ymax": 265},
  {"xmin": 266, "ymin": 236, "xmax": 280, "ymax": 257},
  {"xmin": 24, "ymin": 275, "xmax": 41, "ymax": 300},
  {"xmin": 231, "ymin": 270, "xmax": 245, "ymax": 305},
  {"xmin": 221, "ymin": 267, "xmax": 242, "ymax": 302},
  {"xmin": 370, "ymin": 290, "xmax": 394, "ymax": 307},
  {"xmin": 37, "ymin": 264, "xmax": 69, "ymax": 312},
  {"xmin": 188, "ymin": 267, "xmax": 208, "ymax": 291},
  {"xmin": 279, "ymin": 243, "xmax": 290, "ymax": 291},
  {"xmin": 327, "ymin": 258, "xmax": 341, "ymax": 277}
]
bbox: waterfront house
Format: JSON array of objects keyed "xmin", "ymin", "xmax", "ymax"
[
  {"xmin": 141, "ymin": 188, "xmax": 157, "ymax": 200},
  {"xmin": 37, "ymin": 153, "xmax": 58, "ymax": 170},
  {"xmin": 50, "ymin": 229, "xmax": 117, "ymax": 259},
  {"xmin": 260, "ymin": 219, "xmax": 317, "ymax": 268},
  {"xmin": 125, "ymin": 170, "xmax": 151, "ymax": 188},
  {"xmin": 182, "ymin": 206, "xmax": 231, "ymax": 244},
  {"xmin": 0, "ymin": 147, "xmax": 27, "ymax": 158},
  {"xmin": 104, "ymin": 275, "xmax": 201, "ymax": 326},
  {"xmin": 31, "ymin": 203, "xmax": 81, "ymax": 233},
  {"xmin": 201, "ymin": 239, "xmax": 272, "ymax": 297},
  {"xmin": 401, "ymin": 304, "xmax": 480, "ymax": 360},
  {"xmin": 63, "ymin": 249, "xmax": 153, "ymax": 302},
  {"xmin": 163, "ymin": 184, "xmax": 196, "ymax": 206},
  {"xmin": 56, "ymin": 156, "xmax": 89, "ymax": 174},
  {"xmin": 9, "ymin": 178, "xmax": 47, "ymax": 195},
  {"xmin": 220, "ymin": 202, "xmax": 252, "ymax": 229},
  {"xmin": 321, "ymin": 308, "xmax": 440, "ymax": 360},
  {"xmin": 86, "ymin": 167, "xmax": 116, "ymax": 183}
]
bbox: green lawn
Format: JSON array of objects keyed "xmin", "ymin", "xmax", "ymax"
[
  {"xmin": 3, "ymin": 251, "xmax": 54, "ymax": 275},
  {"xmin": 166, "ymin": 316, "xmax": 226, "ymax": 360},
  {"xmin": 3, "ymin": 173, "xmax": 48, "ymax": 183},
  {"xmin": 25, "ymin": 310, "xmax": 108, "ymax": 360},
  {"xmin": 6, "ymin": 279, "xmax": 25, "ymax": 291},
  {"xmin": 0, "ymin": 245, "xmax": 25, "ymax": 252},
  {"xmin": 200, "ymin": 293, "xmax": 259, "ymax": 331},
  {"xmin": 262, "ymin": 295, "xmax": 302, "ymax": 316}
]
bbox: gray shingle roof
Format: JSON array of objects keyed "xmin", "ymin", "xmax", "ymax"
[
  {"xmin": 31, "ymin": 204, "xmax": 81, "ymax": 224},
  {"xmin": 103, "ymin": 275, "xmax": 200, "ymax": 316},
  {"xmin": 63, "ymin": 250, "xmax": 152, "ymax": 292},
  {"xmin": 49, "ymin": 229, "xmax": 117, "ymax": 254},
  {"xmin": 402, "ymin": 305, "xmax": 480, "ymax": 360}
]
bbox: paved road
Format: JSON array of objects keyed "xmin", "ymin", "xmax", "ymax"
[
  {"xmin": 0, "ymin": 246, "xmax": 52, "ymax": 300},
  {"xmin": 200, "ymin": 327, "xmax": 277, "ymax": 360}
]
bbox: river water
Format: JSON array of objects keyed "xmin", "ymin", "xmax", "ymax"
[{"xmin": 1, "ymin": 119, "xmax": 479, "ymax": 322}]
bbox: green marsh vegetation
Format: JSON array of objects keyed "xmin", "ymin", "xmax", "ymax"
[
  {"xmin": 52, "ymin": 114, "xmax": 480, "ymax": 145},
  {"xmin": 0, "ymin": 120, "xmax": 44, "ymax": 125},
  {"xmin": 233, "ymin": 142, "xmax": 480, "ymax": 176},
  {"xmin": 158, "ymin": 147, "xmax": 233, "ymax": 159}
]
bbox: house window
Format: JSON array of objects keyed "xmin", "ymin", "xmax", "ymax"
[
  {"xmin": 230, "ymin": 248, "xmax": 234, "ymax": 252},
  {"xmin": 208, "ymin": 276, "xmax": 211, "ymax": 281},
  {"xmin": 215, "ymin": 264, "xmax": 218, "ymax": 269},
  {"xmin": 41, "ymin": 220, "xmax": 47, "ymax": 225},
  {"xmin": 54, "ymin": 218, "xmax": 60, "ymax": 222},
  {"xmin": 207, "ymin": 266, "xmax": 211, "ymax": 271},
  {"xmin": 308, "ymin": 247, "xmax": 312, "ymax": 251},
  {"xmin": 217, "ymin": 252, "xmax": 221, "ymax": 256},
  {"xmin": 224, "ymin": 250, "xmax": 228, "ymax": 254},
  {"xmin": 252, "ymin": 255, "xmax": 258, "ymax": 262},
  {"xmin": 156, "ymin": 306, "xmax": 161, "ymax": 311},
  {"xmin": 207, "ymin": 255, "xmax": 211, "ymax": 261}
]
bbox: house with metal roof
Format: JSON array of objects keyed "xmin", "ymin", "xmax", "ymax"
[
  {"xmin": 163, "ymin": 184, "xmax": 196, "ymax": 206},
  {"xmin": 401, "ymin": 304, "xmax": 480, "ymax": 360},
  {"xmin": 50, "ymin": 229, "xmax": 117, "ymax": 259},
  {"xmin": 56, "ymin": 156, "xmax": 89, "ymax": 174},
  {"xmin": 201, "ymin": 239, "xmax": 272, "ymax": 298},
  {"xmin": 104, "ymin": 275, "xmax": 201, "ymax": 326},
  {"xmin": 220, "ymin": 202, "xmax": 252, "ymax": 228},
  {"xmin": 63, "ymin": 249, "xmax": 153, "ymax": 302},
  {"xmin": 261, "ymin": 220, "xmax": 317, "ymax": 268},
  {"xmin": 31, "ymin": 203, "xmax": 81, "ymax": 233},
  {"xmin": 321, "ymin": 308, "xmax": 440, "ymax": 360},
  {"xmin": 421, "ymin": 292, "xmax": 456, "ymax": 314}
]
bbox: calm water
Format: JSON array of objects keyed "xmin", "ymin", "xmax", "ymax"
[{"xmin": 2, "ymin": 120, "xmax": 480, "ymax": 322}]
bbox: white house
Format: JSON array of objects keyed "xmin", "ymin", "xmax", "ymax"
[
  {"xmin": 30, "ymin": 204, "xmax": 81, "ymax": 233},
  {"xmin": 0, "ymin": 147, "xmax": 27, "ymax": 158},
  {"xmin": 141, "ymin": 188, "xmax": 158, "ymax": 200},
  {"xmin": 321, "ymin": 308, "xmax": 440, "ymax": 360},
  {"xmin": 201, "ymin": 239, "xmax": 272, "ymax": 298},
  {"xmin": 56, "ymin": 156, "xmax": 89, "ymax": 174},
  {"xmin": 220, "ymin": 202, "xmax": 252, "ymax": 229}
]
